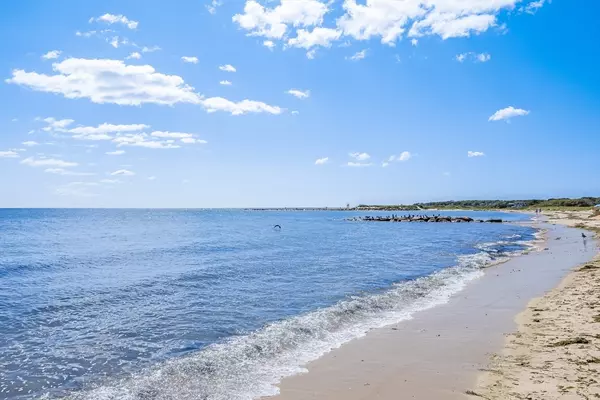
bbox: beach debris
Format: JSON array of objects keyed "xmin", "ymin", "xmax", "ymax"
[
  {"xmin": 464, "ymin": 389, "xmax": 488, "ymax": 398},
  {"xmin": 548, "ymin": 337, "xmax": 590, "ymax": 347},
  {"xmin": 578, "ymin": 264, "xmax": 599, "ymax": 272}
]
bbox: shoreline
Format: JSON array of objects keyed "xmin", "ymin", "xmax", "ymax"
[
  {"xmin": 263, "ymin": 215, "xmax": 598, "ymax": 400},
  {"xmin": 475, "ymin": 210, "xmax": 600, "ymax": 399}
]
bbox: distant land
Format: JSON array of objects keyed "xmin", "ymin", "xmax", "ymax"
[{"xmin": 247, "ymin": 197, "xmax": 600, "ymax": 211}]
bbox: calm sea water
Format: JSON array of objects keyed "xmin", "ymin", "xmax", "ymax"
[{"xmin": 0, "ymin": 209, "xmax": 535, "ymax": 400}]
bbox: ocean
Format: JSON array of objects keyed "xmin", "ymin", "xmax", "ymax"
[{"xmin": 0, "ymin": 209, "xmax": 535, "ymax": 400}]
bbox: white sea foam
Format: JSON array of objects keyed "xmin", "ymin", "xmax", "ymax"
[{"xmin": 66, "ymin": 239, "xmax": 533, "ymax": 400}]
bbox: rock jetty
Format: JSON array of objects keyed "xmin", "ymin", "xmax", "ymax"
[{"xmin": 349, "ymin": 215, "xmax": 503, "ymax": 223}]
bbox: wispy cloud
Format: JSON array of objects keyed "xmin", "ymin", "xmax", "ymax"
[
  {"xmin": 488, "ymin": 106, "xmax": 530, "ymax": 122},
  {"xmin": 383, "ymin": 151, "xmax": 412, "ymax": 166},
  {"xmin": 286, "ymin": 89, "xmax": 310, "ymax": 99},
  {"xmin": 467, "ymin": 151, "xmax": 485, "ymax": 157},
  {"xmin": 349, "ymin": 152, "xmax": 370, "ymax": 161},
  {"xmin": 42, "ymin": 50, "xmax": 61, "ymax": 60},
  {"xmin": 206, "ymin": 0, "xmax": 223, "ymax": 14},
  {"xmin": 21, "ymin": 157, "xmax": 78, "ymax": 168},
  {"xmin": 45, "ymin": 168, "xmax": 95, "ymax": 176},
  {"xmin": 22, "ymin": 141, "xmax": 39, "ymax": 147},
  {"xmin": 220, "ymin": 80, "xmax": 232, "ymax": 86},
  {"xmin": 110, "ymin": 169, "xmax": 135, "ymax": 176},
  {"xmin": 181, "ymin": 56, "xmax": 199, "ymax": 64},
  {"xmin": 347, "ymin": 49, "xmax": 367, "ymax": 61},
  {"xmin": 90, "ymin": 13, "xmax": 138, "ymax": 30},
  {"xmin": 347, "ymin": 162, "xmax": 372, "ymax": 167},
  {"xmin": 456, "ymin": 52, "xmax": 491, "ymax": 63},
  {"xmin": 126, "ymin": 52, "xmax": 141, "ymax": 60},
  {"xmin": 315, "ymin": 157, "xmax": 329, "ymax": 165},
  {"xmin": 219, "ymin": 64, "xmax": 237, "ymax": 72},
  {"xmin": 0, "ymin": 150, "xmax": 20, "ymax": 158},
  {"xmin": 106, "ymin": 150, "xmax": 125, "ymax": 155}
]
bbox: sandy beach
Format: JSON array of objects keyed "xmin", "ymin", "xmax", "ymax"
[
  {"xmin": 476, "ymin": 210, "xmax": 600, "ymax": 400},
  {"xmin": 265, "ymin": 211, "xmax": 600, "ymax": 400}
]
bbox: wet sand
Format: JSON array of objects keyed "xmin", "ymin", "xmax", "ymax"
[{"xmin": 265, "ymin": 220, "xmax": 597, "ymax": 400}]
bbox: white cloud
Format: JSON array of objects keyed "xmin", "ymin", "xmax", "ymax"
[
  {"xmin": 385, "ymin": 151, "xmax": 412, "ymax": 165},
  {"xmin": 100, "ymin": 179, "xmax": 121, "ymax": 184},
  {"xmin": 476, "ymin": 52, "xmax": 491, "ymax": 62},
  {"xmin": 113, "ymin": 133, "xmax": 181, "ymax": 149},
  {"xmin": 488, "ymin": 106, "xmax": 530, "ymax": 121},
  {"xmin": 411, "ymin": 13, "xmax": 497, "ymax": 39},
  {"xmin": 106, "ymin": 150, "xmax": 125, "ymax": 155},
  {"xmin": 76, "ymin": 30, "xmax": 97, "ymax": 38},
  {"xmin": 126, "ymin": 52, "xmax": 142, "ymax": 60},
  {"xmin": 8, "ymin": 58, "xmax": 281, "ymax": 115},
  {"xmin": 150, "ymin": 131, "xmax": 193, "ymax": 139},
  {"xmin": 339, "ymin": 0, "xmax": 520, "ymax": 45},
  {"xmin": 467, "ymin": 151, "xmax": 485, "ymax": 157},
  {"xmin": 233, "ymin": 0, "xmax": 329, "ymax": 39},
  {"xmin": 347, "ymin": 49, "xmax": 367, "ymax": 61},
  {"xmin": 181, "ymin": 56, "xmax": 199, "ymax": 64},
  {"xmin": 263, "ymin": 40, "xmax": 276, "ymax": 49},
  {"xmin": 141, "ymin": 46, "xmax": 161, "ymax": 53},
  {"xmin": 286, "ymin": 89, "xmax": 310, "ymax": 99},
  {"xmin": 91, "ymin": 13, "xmax": 138, "ymax": 30},
  {"xmin": 8, "ymin": 58, "xmax": 202, "ymax": 106},
  {"xmin": 456, "ymin": 52, "xmax": 491, "ymax": 62},
  {"xmin": 291, "ymin": 110, "xmax": 300, "ymax": 115},
  {"xmin": 411, "ymin": 38, "xmax": 418, "ymax": 46},
  {"xmin": 207, "ymin": 0, "xmax": 223, "ymax": 14},
  {"xmin": 76, "ymin": 134, "xmax": 114, "ymax": 141},
  {"xmin": 232, "ymin": 0, "xmax": 536, "ymax": 54},
  {"xmin": 21, "ymin": 157, "xmax": 78, "ymax": 168},
  {"xmin": 42, "ymin": 50, "xmax": 61, "ymax": 60},
  {"xmin": 315, "ymin": 157, "xmax": 329, "ymax": 165},
  {"xmin": 109, "ymin": 36, "xmax": 120, "ymax": 48},
  {"xmin": 220, "ymin": 80, "xmax": 232, "ymax": 86},
  {"xmin": 22, "ymin": 141, "xmax": 39, "ymax": 147},
  {"xmin": 219, "ymin": 64, "xmax": 237, "ymax": 72},
  {"xmin": 306, "ymin": 49, "xmax": 317, "ymax": 59},
  {"xmin": 42, "ymin": 117, "xmax": 74, "ymax": 130},
  {"xmin": 111, "ymin": 169, "xmax": 135, "ymax": 176},
  {"xmin": 68, "ymin": 123, "xmax": 149, "ymax": 135},
  {"xmin": 347, "ymin": 161, "xmax": 372, "ymax": 167},
  {"xmin": 45, "ymin": 168, "xmax": 96, "ymax": 176},
  {"xmin": 349, "ymin": 152, "xmax": 370, "ymax": 161},
  {"xmin": 147, "ymin": 176, "xmax": 157, "ymax": 181},
  {"xmin": 181, "ymin": 138, "xmax": 207, "ymax": 144},
  {"xmin": 287, "ymin": 27, "xmax": 341, "ymax": 49},
  {"xmin": 524, "ymin": 0, "xmax": 547, "ymax": 14},
  {"xmin": 201, "ymin": 97, "xmax": 282, "ymax": 115},
  {"xmin": 0, "ymin": 150, "xmax": 20, "ymax": 158}
]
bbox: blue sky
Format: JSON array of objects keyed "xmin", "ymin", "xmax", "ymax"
[{"xmin": 0, "ymin": 0, "xmax": 598, "ymax": 207}]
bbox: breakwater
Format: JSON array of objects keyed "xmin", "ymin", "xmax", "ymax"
[{"xmin": 350, "ymin": 215, "xmax": 503, "ymax": 223}]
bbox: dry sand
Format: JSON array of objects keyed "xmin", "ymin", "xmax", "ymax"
[
  {"xmin": 476, "ymin": 210, "xmax": 600, "ymax": 400},
  {"xmin": 265, "ymin": 211, "xmax": 599, "ymax": 400}
]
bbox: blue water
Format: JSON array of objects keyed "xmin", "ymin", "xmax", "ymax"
[{"xmin": 0, "ymin": 209, "xmax": 535, "ymax": 400}]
